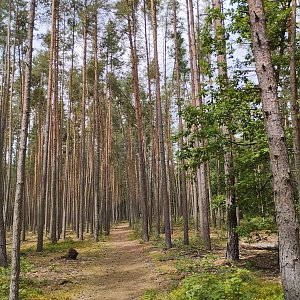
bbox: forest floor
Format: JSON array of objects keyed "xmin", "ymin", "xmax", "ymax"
[
  {"xmin": 12, "ymin": 223, "xmax": 167, "ymax": 300},
  {"xmin": 2, "ymin": 223, "xmax": 283, "ymax": 300}
]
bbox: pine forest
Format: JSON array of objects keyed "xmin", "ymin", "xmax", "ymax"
[{"xmin": 0, "ymin": 0, "xmax": 300, "ymax": 299}]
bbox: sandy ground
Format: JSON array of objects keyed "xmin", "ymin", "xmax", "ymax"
[
  {"xmin": 22, "ymin": 224, "xmax": 165, "ymax": 300},
  {"xmin": 73, "ymin": 224, "xmax": 163, "ymax": 300}
]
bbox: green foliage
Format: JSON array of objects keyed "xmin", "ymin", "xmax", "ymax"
[
  {"xmin": 229, "ymin": 0, "xmax": 291, "ymax": 81},
  {"xmin": 178, "ymin": 80, "xmax": 264, "ymax": 164},
  {"xmin": 145, "ymin": 240, "xmax": 282, "ymax": 300},
  {"xmin": 212, "ymin": 194, "xmax": 226, "ymax": 209},
  {"xmin": 176, "ymin": 77, "xmax": 273, "ymax": 216},
  {"xmin": 0, "ymin": 257, "xmax": 43, "ymax": 300},
  {"xmin": 166, "ymin": 266, "xmax": 283, "ymax": 300},
  {"xmin": 142, "ymin": 289, "xmax": 159, "ymax": 300},
  {"xmin": 100, "ymin": 20, "xmax": 124, "ymax": 69},
  {"xmin": 235, "ymin": 217, "xmax": 277, "ymax": 241},
  {"xmin": 0, "ymin": 266, "xmax": 10, "ymax": 298}
]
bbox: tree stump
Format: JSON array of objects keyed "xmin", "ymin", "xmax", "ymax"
[{"xmin": 66, "ymin": 248, "xmax": 78, "ymax": 260}]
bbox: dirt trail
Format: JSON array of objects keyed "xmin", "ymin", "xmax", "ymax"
[{"xmin": 74, "ymin": 223, "xmax": 163, "ymax": 300}]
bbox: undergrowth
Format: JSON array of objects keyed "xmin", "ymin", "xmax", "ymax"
[
  {"xmin": 235, "ymin": 216, "xmax": 277, "ymax": 242},
  {"xmin": 143, "ymin": 263, "xmax": 283, "ymax": 300},
  {"xmin": 168, "ymin": 266, "xmax": 283, "ymax": 300},
  {"xmin": 143, "ymin": 223, "xmax": 282, "ymax": 300},
  {"xmin": 21, "ymin": 236, "xmax": 101, "ymax": 255},
  {"xmin": 0, "ymin": 257, "xmax": 43, "ymax": 300}
]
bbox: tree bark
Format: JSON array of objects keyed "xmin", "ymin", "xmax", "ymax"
[
  {"xmin": 212, "ymin": 0, "xmax": 239, "ymax": 260},
  {"xmin": 150, "ymin": 0, "xmax": 172, "ymax": 248},
  {"xmin": 127, "ymin": 0, "xmax": 149, "ymax": 242},
  {"xmin": 173, "ymin": 0, "xmax": 189, "ymax": 245},
  {"xmin": 0, "ymin": 0, "xmax": 13, "ymax": 268},
  {"xmin": 93, "ymin": 0, "xmax": 100, "ymax": 242},
  {"xmin": 288, "ymin": 0, "xmax": 300, "ymax": 202},
  {"xmin": 143, "ymin": 0, "xmax": 156, "ymax": 235},
  {"xmin": 79, "ymin": 0, "xmax": 88, "ymax": 241},
  {"xmin": 50, "ymin": 14, "xmax": 59, "ymax": 244},
  {"xmin": 37, "ymin": 0, "xmax": 57, "ymax": 252},
  {"xmin": 9, "ymin": 0, "xmax": 35, "ymax": 297},
  {"xmin": 248, "ymin": 1, "xmax": 300, "ymax": 298},
  {"xmin": 186, "ymin": 0, "xmax": 211, "ymax": 250}
]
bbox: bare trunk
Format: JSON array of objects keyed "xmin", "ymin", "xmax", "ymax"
[
  {"xmin": 248, "ymin": 1, "xmax": 300, "ymax": 298},
  {"xmin": 212, "ymin": 0, "xmax": 239, "ymax": 260},
  {"xmin": 79, "ymin": 0, "xmax": 88, "ymax": 241},
  {"xmin": 288, "ymin": 0, "xmax": 300, "ymax": 202},
  {"xmin": 5, "ymin": 5, "xmax": 17, "ymax": 228},
  {"xmin": 93, "ymin": 0, "xmax": 100, "ymax": 242},
  {"xmin": 50, "ymin": 22, "xmax": 59, "ymax": 244},
  {"xmin": 9, "ymin": 0, "xmax": 35, "ymax": 297},
  {"xmin": 173, "ymin": 0, "xmax": 189, "ymax": 245},
  {"xmin": 37, "ymin": 0, "xmax": 57, "ymax": 252},
  {"xmin": 0, "ymin": 0, "xmax": 13, "ymax": 268},
  {"xmin": 127, "ymin": 1, "xmax": 149, "ymax": 241},
  {"xmin": 151, "ymin": 0, "xmax": 172, "ymax": 248},
  {"xmin": 186, "ymin": 0, "xmax": 211, "ymax": 250}
]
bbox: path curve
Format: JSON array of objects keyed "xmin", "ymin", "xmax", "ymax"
[{"xmin": 75, "ymin": 223, "xmax": 162, "ymax": 300}]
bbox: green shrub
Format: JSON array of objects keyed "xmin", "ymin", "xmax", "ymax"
[
  {"xmin": 166, "ymin": 266, "xmax": 283, "ymax": 300},
  {"xmin": 236, "ymin": 216, "xmax": 277, "ymax": 241}
]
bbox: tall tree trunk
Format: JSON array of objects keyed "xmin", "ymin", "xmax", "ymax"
[
  {"xmin": 248, "ymin": 1, "xmax": 300, "ymax": 298},
  {"xmin": 0, "ymin": 0, "xmax": 13, "ymax": 268},
  {"xmin": 127, "ymin": 0, "xmax": 149, "ymax": 242},
  {"xmin": 150, "ymin": 0, "xmax": 172, "ymax": 248},
  {"xmin": 173, "ymin": 0, "xmax": 189, "ymax": 245},
  {"xmin": 50, "ymin": 15, "xmax": 59, "ymax": 244},
  {"xmin": 186, "ymin": 0, "xmax": 211, "ymax": 250},
  {"xmin": 37, "ymin": 0, "xmax": 57, "ymax": 252},
  {"xmin": 93, "ymin": 0, "xmax": 100, "ymax": 242},
  {"xmin": 9, "ymin": 0, "xmax": 35, "ymax": 297},
  {"xmin": 62, "ymin": 0, "xmax": 76, "ymax": 240},
  {"xmin": 61, "ymin": 6, "xmax": 69, "ymax": 241},
  {"xmin": 143, "ymin": 0, "xmax": 156, "ymax": 235},
  {"xmin": 288, "ymin": 0, "xmax": 300, "ymax": 202},
  {"xmin": 79, "ymin": 0, "xmax": 88, "ymax": 241},
  {"xmin": 5, "ymin": 3, "xmax": 17, "ymax": 228},
  {"xmin": 104, "ymin": 68, "xmax": 112, "ymax": 235},
  {"xmin": 212, "ymin": 0, "xmax": 239, "ymax": 260}
]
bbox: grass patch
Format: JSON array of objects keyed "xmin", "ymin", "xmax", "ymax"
[
  {"xmin": 0, "ymin": 257, "xmax": 44, "ymax": 300},
  {"xmin": 21, "ymin": 236, "xmax": 102, "ymax": 256},
  {"xmin": 142, "ymin": 289, "xmax": 159, "ymax": 300},
  {"xmin": 42, "ymin": 238, "xmax": 94, "ymax": 254}
]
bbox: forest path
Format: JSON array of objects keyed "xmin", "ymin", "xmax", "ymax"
[{"xmin": 74, "ymin": 223, "xmax": 163, "ymax": 300}]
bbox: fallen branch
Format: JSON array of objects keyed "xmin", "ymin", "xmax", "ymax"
[{"xmin": 240, "ymin": 242, "xmax": 278, "ymax": 250}]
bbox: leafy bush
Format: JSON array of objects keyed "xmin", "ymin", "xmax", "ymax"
[
  {"xmin": 212, "ymin": 194, "xmax": 226, "ymax": 209},
  {"xmin": 249, "ymin": 216, "xmax": 276, "ymax": 232},
  {"xmin": 235, "ymin": 216, "xmax": 277, "ymax": 241},
  {"xmin": 166, "ymin": 266, "xmax": 283, "ymax": 300}
]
